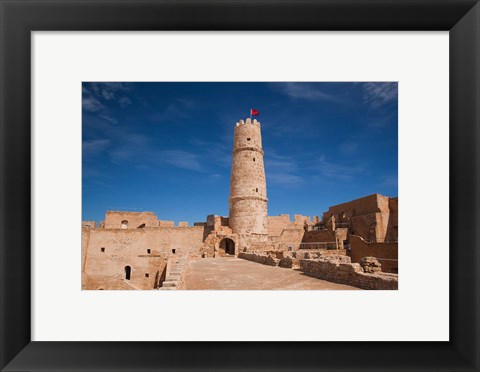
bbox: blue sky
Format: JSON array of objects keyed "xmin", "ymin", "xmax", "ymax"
[{"xmin": 82, "ymin": 82, "xmax": 398, "ymax": 224}]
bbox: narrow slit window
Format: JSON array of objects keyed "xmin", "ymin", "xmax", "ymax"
[
  {"xmin": 172, "ymin": 249, "xmax": 176, "ymax": 254},
  {"xmin": 256, "ymin": 188, "xmax": 258, "ymax": 192},
  {"xmin": 253, "ymin": 158, "xmax": 256, "ymax": 162},
  {"xmin": 125, "ymin": 266, "xmax": 131, "ymax": 280},
  {"xmin": 101, "ymin": 247, "xmax": 105, "ymax": 252},
  {"xmin": 147, "ymin": 249, "xmax": 151, "ymax": 254}
]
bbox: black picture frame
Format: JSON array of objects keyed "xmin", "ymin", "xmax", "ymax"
[{"xmin": 1, "ymin": 0, "xmax": 479, "ymax": 371}]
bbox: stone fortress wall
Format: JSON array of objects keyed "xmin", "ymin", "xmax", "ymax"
[{"xmin": 82, "ymin": 117, "xmax": 398, "ymax": 290}]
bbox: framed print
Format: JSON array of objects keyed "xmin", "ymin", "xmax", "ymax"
[{"xmin": 1, "ymin": 0, "xmax": 479, "ymax": 371}]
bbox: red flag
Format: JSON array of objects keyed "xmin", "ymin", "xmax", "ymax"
[{"xmin": 250, "ymin": 108, "xmax": 260, "ymax": 116}]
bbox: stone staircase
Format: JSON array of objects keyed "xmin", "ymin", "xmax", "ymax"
[{"xmin": 158, "ymin": 257, "xmax": 187, "ymax": 290}]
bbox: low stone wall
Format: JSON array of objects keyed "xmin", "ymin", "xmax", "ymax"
[
  {"xmin": 237, "ymin": 251, "xmax": 398, "ymax": 290},
  {"xmin": 292, "ymin": 250, "xmax": 347, "ymax": 260},
  {"xmin": 349, "ymin": 235, "xmax": 398, "ymax": 273},
  {"xmin": 238, "ymin": 252, "xmax": 279, "ymax": 266},
  {"xmin": 300, "ymin": 256, "xmax": 398, "ymax": 290}
]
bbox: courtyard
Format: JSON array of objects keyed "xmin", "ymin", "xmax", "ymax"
[{"xmin": 183, "ymin": 257, "xmax": 360, "ymax": 290}]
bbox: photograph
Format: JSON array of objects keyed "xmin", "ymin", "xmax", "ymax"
[{"xmin": 81, "ymin": 82, "xmax": 398, "ymax": 290}]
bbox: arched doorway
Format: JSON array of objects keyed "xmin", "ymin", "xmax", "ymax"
[{"xmin": 219, "ymin": 238, "xmax": 235, "ymax": 255}]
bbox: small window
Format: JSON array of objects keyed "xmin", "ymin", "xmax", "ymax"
[
  {"xmin": 247, "ymin": 138, "xmax": 251, "ymax": 141},
  {"xmin": 125, "ymin": 266, "xmax": 131, "ymax": 280},
  {"xmin": 121, "ymin": 220, "xmax": 128, "ymax": 229},
  {"xmin": 147, "ymin": 249, "xmax": 151, "ymax": 254},
  {"xmin": 256, "ymin": 188, "xmax": 258, "ymax": 192},
  {"xmin": 145, "ymin": 273, "xmax": 149, "ymax": 278},
  {"xmin": 101, "ymin": 247, "xmax": 105, "ymax": 252},
  {"xmin": 253, "ymin": 158, "xmax": 256, "ymax": 162},
  {"xmin": 172, "ymin": 249, "xmax": 176, "ymax": 254}
]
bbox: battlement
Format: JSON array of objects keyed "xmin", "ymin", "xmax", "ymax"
[{"xmin": 236, "ymin": 118, "xmax": 260, "ymax": 127}]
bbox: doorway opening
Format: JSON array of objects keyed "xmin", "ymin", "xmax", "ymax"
[{"xmin": 219, "ymin": 238, "xmax": 235, "ymax": 255}]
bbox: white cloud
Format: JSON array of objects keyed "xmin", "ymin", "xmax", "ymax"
[
  {"xmin": 267, "ymin": 172, "xmax": 304, "ymax": 186},
  {"xmin": 83, "ymin": 139, "xmax": 110, "ymax": 156},
  {"xmin": 82, "ymin": 96, "xmax": 104, "ymax": 112},
  {"xmin": 380, "ymin": 174, "xmax": 398, "ymax": 187},
  {"xmin": 118, "ymin": 97, "xmax": 132, "ymax": 108},
  {"xmin": 316, "ymin": 156, "xmax": 364, "ymax": 180},
  {"xmin": 273, "ymin": 82, "xmax": 339, "ymax": 102},
  {"xmin": 98, "ymin": 114, "xmax": 118, "ymax": 125},
  {"xmin": 339, "ymin": 141, "xmax": 359, "ymax": 154},
  {"xmin": 363, "ymin": 82, "xmax": 398, "ymax": 108},
  {"xmin": 159, "ymin": 150, "xmax": 204, "ymax": 172}
]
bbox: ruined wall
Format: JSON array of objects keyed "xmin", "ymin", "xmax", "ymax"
[
  {"xmin": 158, "ymin": 220, "xmax": 174, "ymax": 227},
  {"xmin": 268, "ymin": 214, "xmax": 314, "ymax": 237},
  {"xmin": 82, "ymin": 221, "xmax": 96, "ymax": 229},
  {"xmin": 270, "ymin": 228, "xmax": 305, "ymax": 249},
  {"xmin": 386, "ymin": 197, "xmax": 398, "ymax": 242},
  {"xmin": 322, "ymin": 194, "xmax": 397, "ymax": 242},
  {"xmin": 294, "ymin": 214, "xmax": 311, "ymax": 225},
  {"xmin": 82, "ymin": 226, "xmax": 205, "ymax": 290},
  {"xmin": 104, "ymin": 211, "xmax": 159, "ymax": 229},
  {"xmin": 302, "ymin": 230, "xmax": 336, "ymax": 243},
  {"xmin": 238, "ymin": 252, "xmax": 280, "ymax": 266},
  {"xmin": 349, "ymin": 235, "xmax": 398, "ymax": 273},
  {"xmin": 300, "ymin": 257, "xmax": 398, "ymax": 290},
  {"xmin": 267, "ymin": 214, "xmax": 292, "ymax": 236}
]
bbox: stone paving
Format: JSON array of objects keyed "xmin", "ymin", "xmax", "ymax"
[{"xmin": 183, "ymin": 257, "xmax": 360, "ymax": 290}]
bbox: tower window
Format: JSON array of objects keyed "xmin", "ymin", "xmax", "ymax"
[
  {"xmin": 101, "ymin": 247, "xmax": 105, "ymax": 252},
  {"xmin": 125, "ymin": 266, "xmax": 131, "ymax": 280},
  {"xmin": 145, "ymin": 273, "xmax": 149, "ymax": 278},
  {"xmin": 147, "ymin": 249, "xmax": 151, "ymax": 254},
  {"xmin": 172, "ymin": 249, "xmax": 176, "ymax": 254},
  {"xmin": 253, "ymin": 158, "xmax": 256, "ymax": 162},
  {"xmin": 247, "ymin": 138, "xmax": 251, "ymax": 141},
  {"xmin": 256, "ymin": 188, "xmax": 258, "ymax": 192}
]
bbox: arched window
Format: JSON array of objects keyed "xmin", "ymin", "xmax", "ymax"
[
  {"xmin": 125, "ymin": 265, "xmax": 131, "ymax": 280},
  {"xmin": 121, "ymin": 220, "xmax": 128, "ymax": 229}
]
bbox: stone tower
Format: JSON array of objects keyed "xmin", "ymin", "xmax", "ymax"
[{"xmin": 229, "ymin": 118, "xmax": 268, "ymax": 251}]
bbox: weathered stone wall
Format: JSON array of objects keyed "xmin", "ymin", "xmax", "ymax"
[
  {"xmin": 386, "ymin": 197, "xmax": 398, "ymax": 242},
  {"xmin": 322, "ymin": 193, "xmax": 398, "ymax": 242},
  {"xmin": 229, "ymin": 118, "xmax": 268, "ymax": 249},
  {"xmin": 267, "ymin": 214, "xmax": 292, "ymax": 236},
  {"xmin": 82, "ymin": 226, "xmax": 205, "ymax": 290},
  {"xmin": 104, "ymin": 211, "xmax": 159, "ymax": 229},
  {"xmin": 270, "ymin": 228, "xmax": 305, "ymax": 248},
  {"xmin": 237, "ymin": 251, "xmax": 396, "ymax": 289},
  {"xmin": 238, "ymin": 252, "xmax": 279, "ymax": 266},
  {"xmin": 349, "ymin": 235, "xmax": 398, "ymax": 273},
  {"xmin": 158, "ymin": 220, "xmax": 175, "ymax": 227},
  {"xmin": 82, "ymin": 221, "xmax": 96, "ymax": 229},
  {"xmin": 300, "ymin": 257, "xmax": 398, "ymax": 290}
]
